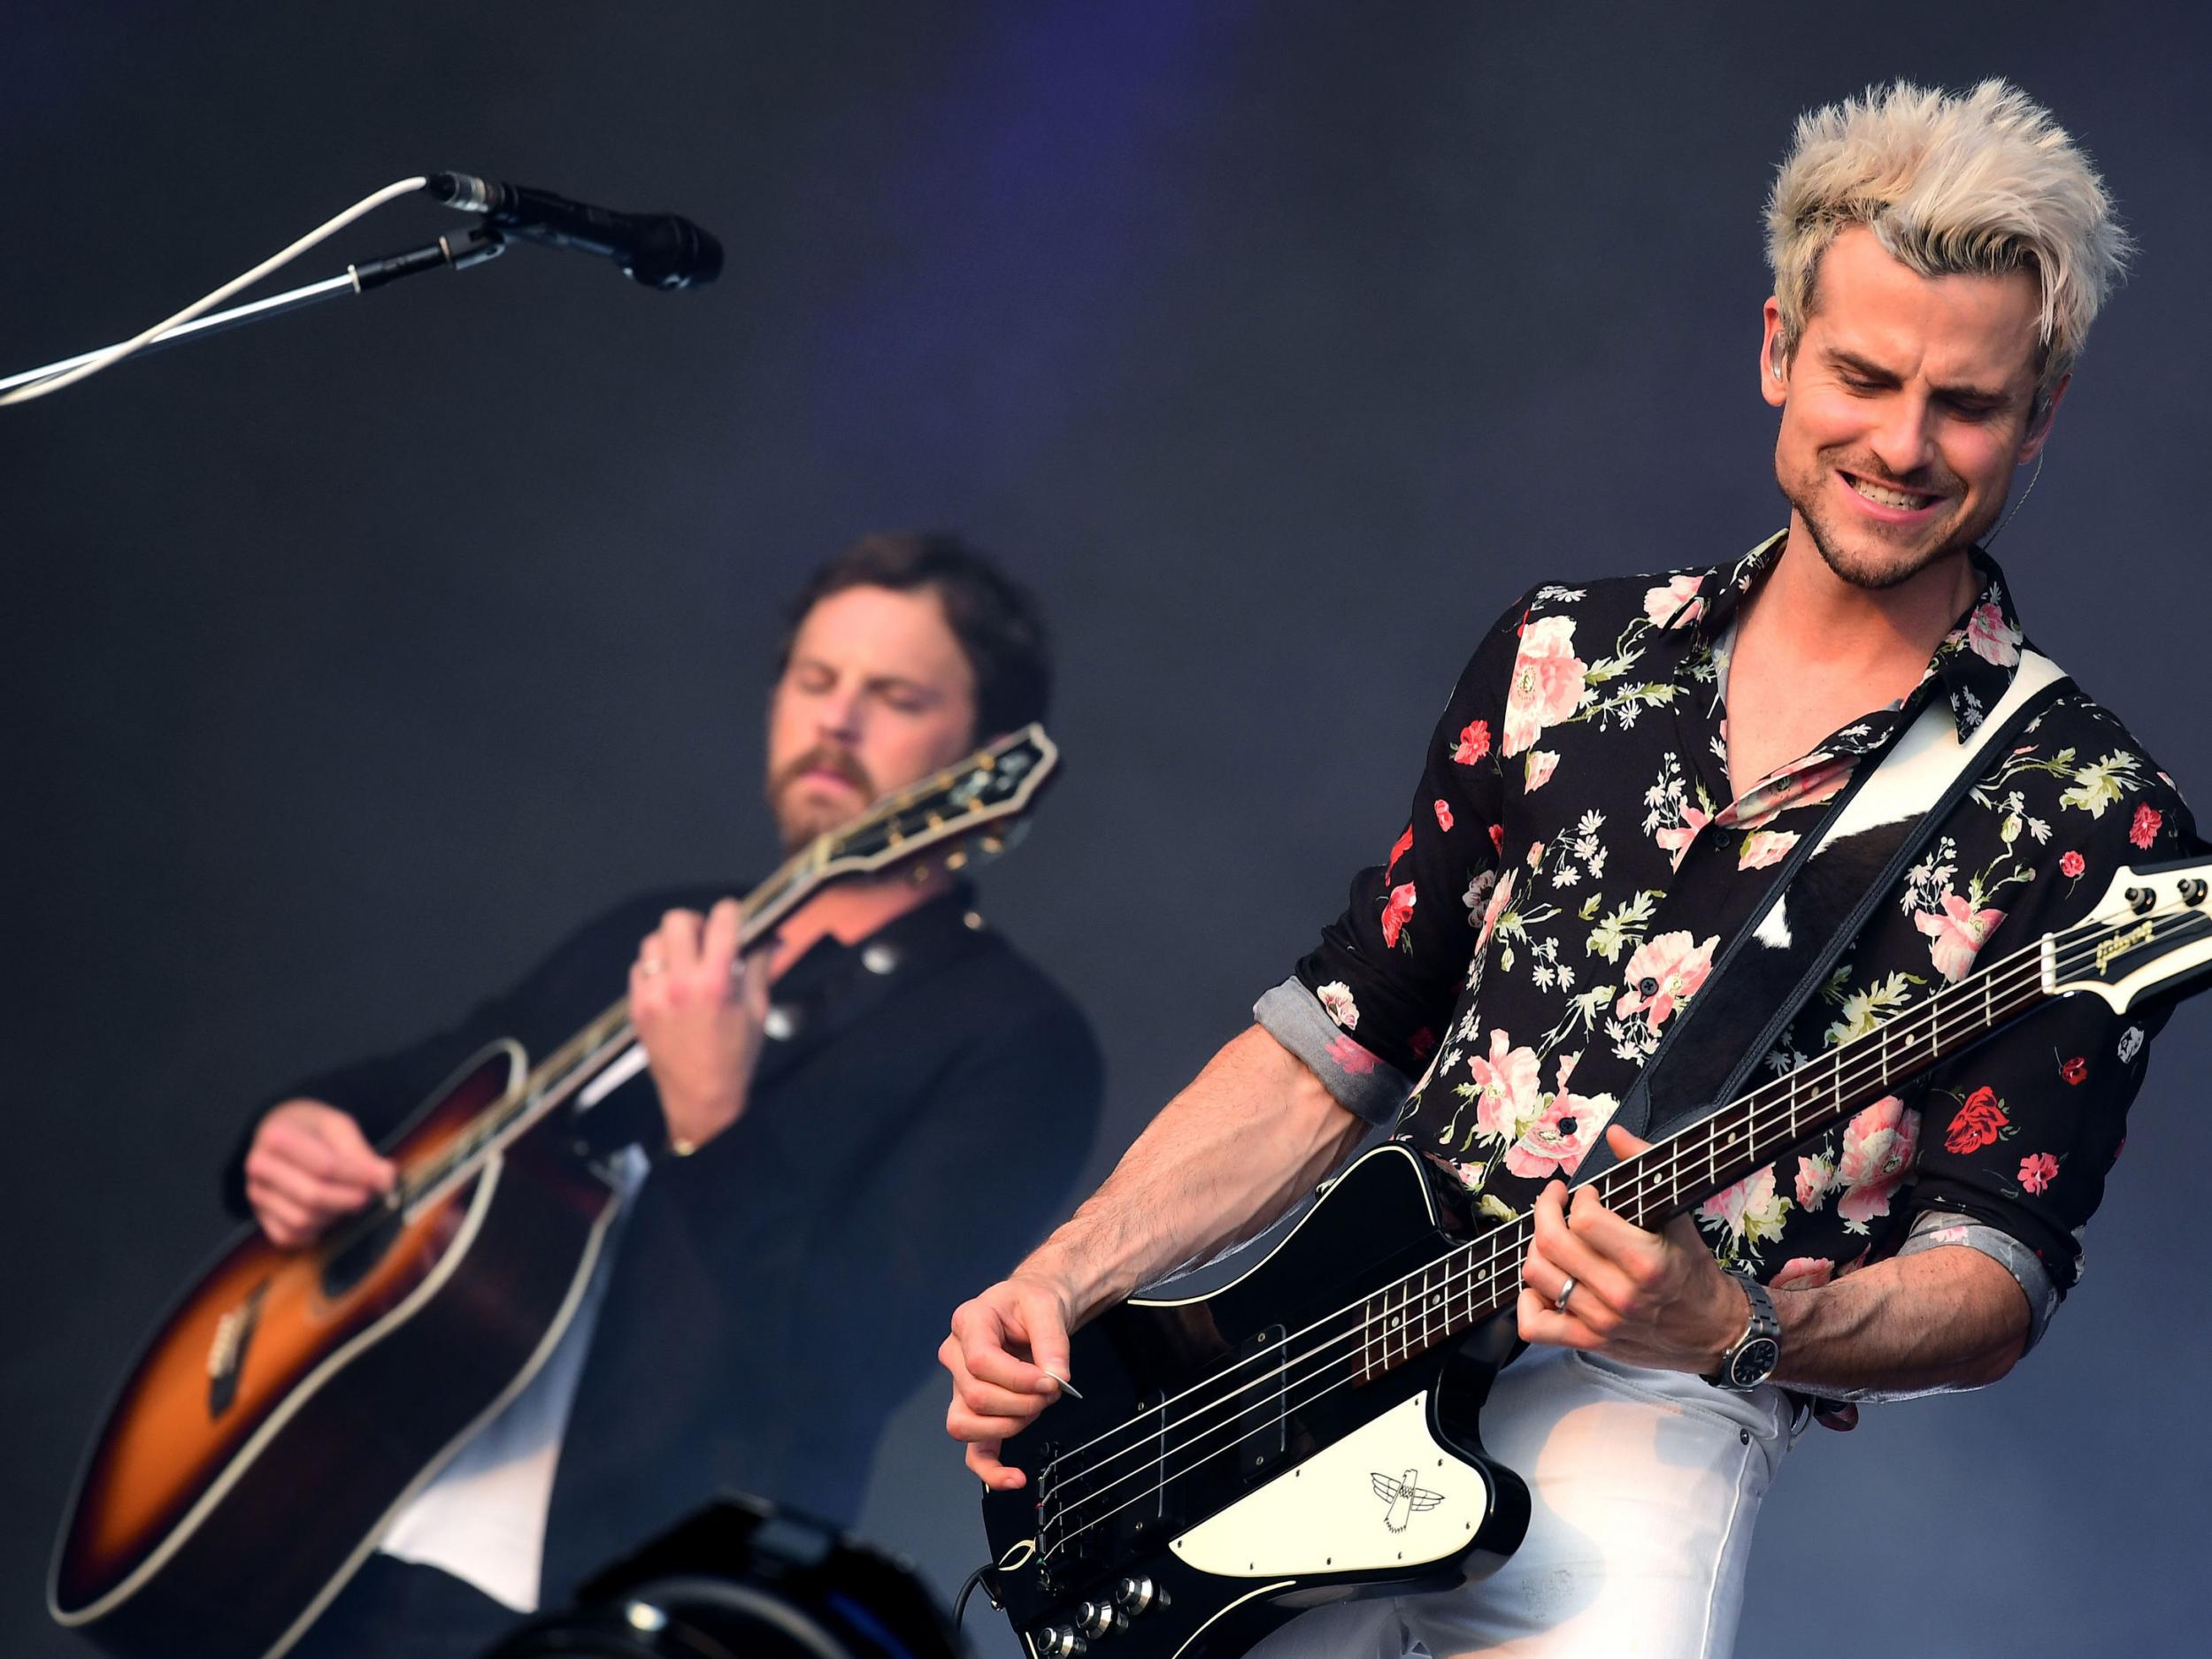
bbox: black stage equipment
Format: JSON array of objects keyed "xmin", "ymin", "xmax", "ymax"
[
  {"xmin": 426, "ymin": 173, "xmax": 724, "ymax": 290},
  {"xmin": 479, "ymin": 1496, "xmax": 964, "ymax": 1659}
]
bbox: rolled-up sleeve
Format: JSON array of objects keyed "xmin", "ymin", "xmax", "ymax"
[{"xmin": 1903, "ymin": 777, "xmax": 2200, "ymax": 1302}]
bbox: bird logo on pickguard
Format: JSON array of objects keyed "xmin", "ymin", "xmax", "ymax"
[{"xmin": 1370, "ymin": 1469, "xmax": 1444, "ymax": 1532}]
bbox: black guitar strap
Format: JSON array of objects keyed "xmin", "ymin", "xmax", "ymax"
[{"xmin": 1575, "ymin": 653, "xmax": 2073, "ymax": 1182}]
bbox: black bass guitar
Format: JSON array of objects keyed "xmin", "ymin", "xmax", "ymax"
[
  {"xmin": 51, "ymin": 726, "xmax": 1059, "ymax": 1659},
  {"xmin": 981, "ymin": 856, "xmax": 2212, "ymax": 1659}
]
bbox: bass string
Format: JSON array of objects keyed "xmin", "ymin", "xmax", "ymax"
[
  {"xmin": 1040, "ymin": 912, "xmax": 2122, "ymax": 1535},
  {"xmin": 1043, "ymin": 926, "xmax": 2101, "ymax": 1556},
  {"xmin": 1045, "ymin": 941, "xmax": 2063, "ymax": 1540}
]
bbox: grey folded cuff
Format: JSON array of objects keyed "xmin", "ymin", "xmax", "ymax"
[
  {"xmin": 1896, "ymin": 1206, "xmax": 2057, "ymax": 1352},
  {"xmin": 1254, "ymin": 977, "xmax": 1414, "ymax": 1126}
]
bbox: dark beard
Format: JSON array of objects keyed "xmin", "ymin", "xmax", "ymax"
[{"xmin": 767, "ymin": 744, "xmax": 877, "ymax": 850}]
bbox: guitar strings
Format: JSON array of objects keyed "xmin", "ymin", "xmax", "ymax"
[
  {"xmin": 1040, "ymin": 931, "xmax": 2085, "ymax": 1560},
  {"xmin": 1040, "ymin": 946, "xmax": 2062, "ymax": 1562},
  {"xmin": 1034, "ymin": 910, "xmax": 2147, "ymax": 1552},
  {"xmin": 1040, "ymin": 933, "xmax": 2070, "ymax": 1549},
  {"xmin": 1035, "ymin": 917, "xmax": 2075, "ymax": 1508},
  {"xmin": 1035, "ymin": 933, "xmax": 2062, "ymax": 1539},
  {"xmin": 311, "ymin": 740, "xmax": 1037, "ymax": 1262}
]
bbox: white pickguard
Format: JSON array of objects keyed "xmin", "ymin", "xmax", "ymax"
[{"xmin": 1168, "ymin": 1393, "xmax": 1488, "ymax": 1578}]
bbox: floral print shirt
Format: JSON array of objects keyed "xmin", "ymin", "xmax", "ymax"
[{"xmin": 1293, "ymin": 534, "xmax": 2198, "ymax": 1296}]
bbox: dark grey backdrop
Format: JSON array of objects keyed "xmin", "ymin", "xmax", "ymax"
[{"xmin": 7, "ymin": 4, "xmax": 2207, "ymax": 1656}]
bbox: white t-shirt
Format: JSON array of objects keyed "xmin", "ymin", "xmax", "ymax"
[{"xmin": 376, "ymin": 1119, "xmax": 650, "ymax": 1612}]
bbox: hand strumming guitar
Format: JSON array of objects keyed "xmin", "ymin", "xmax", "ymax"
[
  {"xmin": 629, "ymin": 897, "xmax": 774, "ymax": 1154},
  {"xmin": 244, "ymin": 1101, "xmax": 397, "ymax": 1248}
]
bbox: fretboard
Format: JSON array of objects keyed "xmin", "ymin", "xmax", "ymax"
[{"xmin": 1352, "ymin": 932, "xmax": 2055, "ymax": 1381}]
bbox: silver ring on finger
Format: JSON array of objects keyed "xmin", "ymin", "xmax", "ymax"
[
  {"xmin": 1553, "ymin": 1275, "xmax": 1578, "ymax": 1316},
  {"xmin": 638, "ymin": 956, "xmax": 668, "ymax": 977}
]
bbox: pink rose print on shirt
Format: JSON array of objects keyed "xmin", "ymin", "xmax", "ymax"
[
  {"xmin": 1695, "ymin": 1166, "xmax": 1786, "ymax": 1248},
  {"xmin": 1794, "ymin": 1153, "xmax": 1838, "ymax": 1211},
  {"xmin": 1914, "ymin": 890, "xmax": 2005, "ymax": 982},
  {"xmin": 1474, "ymin": 870, "xmax": 1517, "ymax": 955},
  {"xmin": 2060, "ymin": 1055, "xmax": 2087, "ymax": 1086},
  {"xmin": 1453, "ymin": 719, "xmax": 1492, "ymax": 765},
  {"xmin": 1316, "ymin": 980, "xmax": 1359, "ymax": 1030},
  {"xmin": 1380, "ymin": 881, "xmax": 1417, "ymax": 949},
  {"xmin": 1386, "ymin": 824, "xmax": 1413, "ymax": 878},
  {"xmin": 2131, "ymin": 803, "xmax": 2162, "ymax": 849},
  {"xmin": 1524, "ymin": 750, "xmax": 1560, "ymax": 792},
  {"xmin": 1738, "ymin": 829, "xmax": 1799, "ymax": 871},
  {"xmin": 1834, "ymin": 1095, "xmax": 1920, "ymax": 1226},
  {"xmin": 1502, "ymin": 1090, "xmax": 1617, "ymax": 1179},
  {"xmin": 1502, "ymin": 1055, "xmax": 1617, "ymax": 1179},
  {"xmin": 1488, "ymin": 823, "xmax": 1505, "ymax": 856},
  {"xmin": 2017, "ymin": 1151, "xmax": 2060, "ymax": 1194},
  {"xmin": 1769, "ymin": 1256, "xmax": 1835, "ymax": 1292},
  {"xmin": 1469, "ymin": 1029, "xmax": 1541, "ymax": 1143},
  {"xmin": 1963, "ymin": 599, "xmax": 2023, "ymax": 666},
  {"xmin": 1433, "ymin": 798, "xmax": 1455, "ymax": 833},
  {"xmin": 1655, "ymin": 805, "xmax": 1709, "ymax": 871},
  {"xmin": 1642, "ymin": 572, "xmax": 1705, "ymax": 629},
  {"xmin": 1615, "ymin": 931, "xmax": 1718, "ymax": 1030},
  {"xmin": 2059, "ymin": 849, "xmax": 2085, "ymax": 879},
  {"xmin": 1502, "ymin": 615, "xmax": 1587, "ymax": 757}
]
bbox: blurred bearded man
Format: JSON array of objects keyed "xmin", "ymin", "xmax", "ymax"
[{"xmin": 234, "ymin": 533, "xmax": 1102, "ymax": 1659}]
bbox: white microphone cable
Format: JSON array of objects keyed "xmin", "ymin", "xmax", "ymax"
[{"xmin": 0, "ymin": 174, "xmax": 430, "ymax": 406}]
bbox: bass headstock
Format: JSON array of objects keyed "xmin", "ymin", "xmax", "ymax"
[{"xmin": 2050, "ymin": 856, "xmax": 2212, "ymax": 1012}]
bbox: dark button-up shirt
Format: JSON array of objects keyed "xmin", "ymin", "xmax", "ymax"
[
  {"xmin": 1288, "ymin": 534, "xmax": 2195, "ymax": 1303},
  {"xmin": 226, "ymin": 883, "xmax": 1102, "ymax": 1601}
]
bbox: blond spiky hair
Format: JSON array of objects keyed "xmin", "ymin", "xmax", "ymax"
[{"xmin": 1766, "ymin": 79, "xmax": 2130, "ymax": 408}]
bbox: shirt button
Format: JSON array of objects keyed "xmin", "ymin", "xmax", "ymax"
[
  {"xmin": 1639, "ymin": 978, "xmax": 1659, "ymax": 997},
  {"xmin": 764, "ymin": 1005, "xmax": 800, "ymax": 1041},
  {"xmin": 862, "ymin": 942, "xmax": 901, "ymax": 975}
]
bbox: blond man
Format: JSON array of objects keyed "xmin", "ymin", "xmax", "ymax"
[{"xmin": 943, "ymin": 81, "xmax": 2195, "ymax": 1657}]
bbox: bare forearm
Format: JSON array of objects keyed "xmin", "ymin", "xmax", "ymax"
[
  {"xmin": 1770, "ymin": 1245, "xmax": 2029, "ymax": 1399},
  {"xmin": 1022, "ymin": 1025, "xmax": 1368, "ymax": 1325}
]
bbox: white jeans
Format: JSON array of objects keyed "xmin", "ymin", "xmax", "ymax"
[{"xmin": 1247, "ymin": 1346, "xmax": 1799, "ymax": 1659}]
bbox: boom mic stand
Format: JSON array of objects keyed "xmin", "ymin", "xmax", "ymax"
[{"xmin": 0, "ymin": 226, "xmax": 505, "ymax": 397}]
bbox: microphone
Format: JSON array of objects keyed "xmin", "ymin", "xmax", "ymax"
[{"xmin": 426, "ymin": 172, "xmax": 723, "ymax": 290}]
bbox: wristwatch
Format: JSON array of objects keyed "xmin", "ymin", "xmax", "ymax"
[{"xmin": 1705, "ymin": 1272, "xmax": 1782, "ymax": 1392}]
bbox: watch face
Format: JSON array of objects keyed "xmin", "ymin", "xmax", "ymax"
[{"xmin": 1730, "ymin": 1337, "xmax": 1781, "ymax": 1388}]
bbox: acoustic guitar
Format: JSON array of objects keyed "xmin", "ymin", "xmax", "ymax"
[{"xmin": 50, "ymin": 725, "xmax": 1059, "ymax": 1659}]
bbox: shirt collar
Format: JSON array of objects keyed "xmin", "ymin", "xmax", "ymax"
[{"xmin": 1675, "ymin": 530, "xmax": 2030, "ymax": 743}]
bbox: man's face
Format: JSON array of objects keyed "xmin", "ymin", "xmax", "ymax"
[
  {"xmin": 765, "ymin": 583, "xmax": 979, "ymax": 850},
  {"xmin": 1764, "ymin": 225, "xmax": 2063, "ymax": 589}
]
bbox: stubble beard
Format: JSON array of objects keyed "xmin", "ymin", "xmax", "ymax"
[{"xmin": 1781, "ymin": 451, "xmax": 2001, "ymax": 594}]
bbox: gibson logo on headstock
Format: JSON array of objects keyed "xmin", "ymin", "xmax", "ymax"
[{"xmin": 2095, "ymin": 920, "xmax": 2157, "ymax": 976}]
